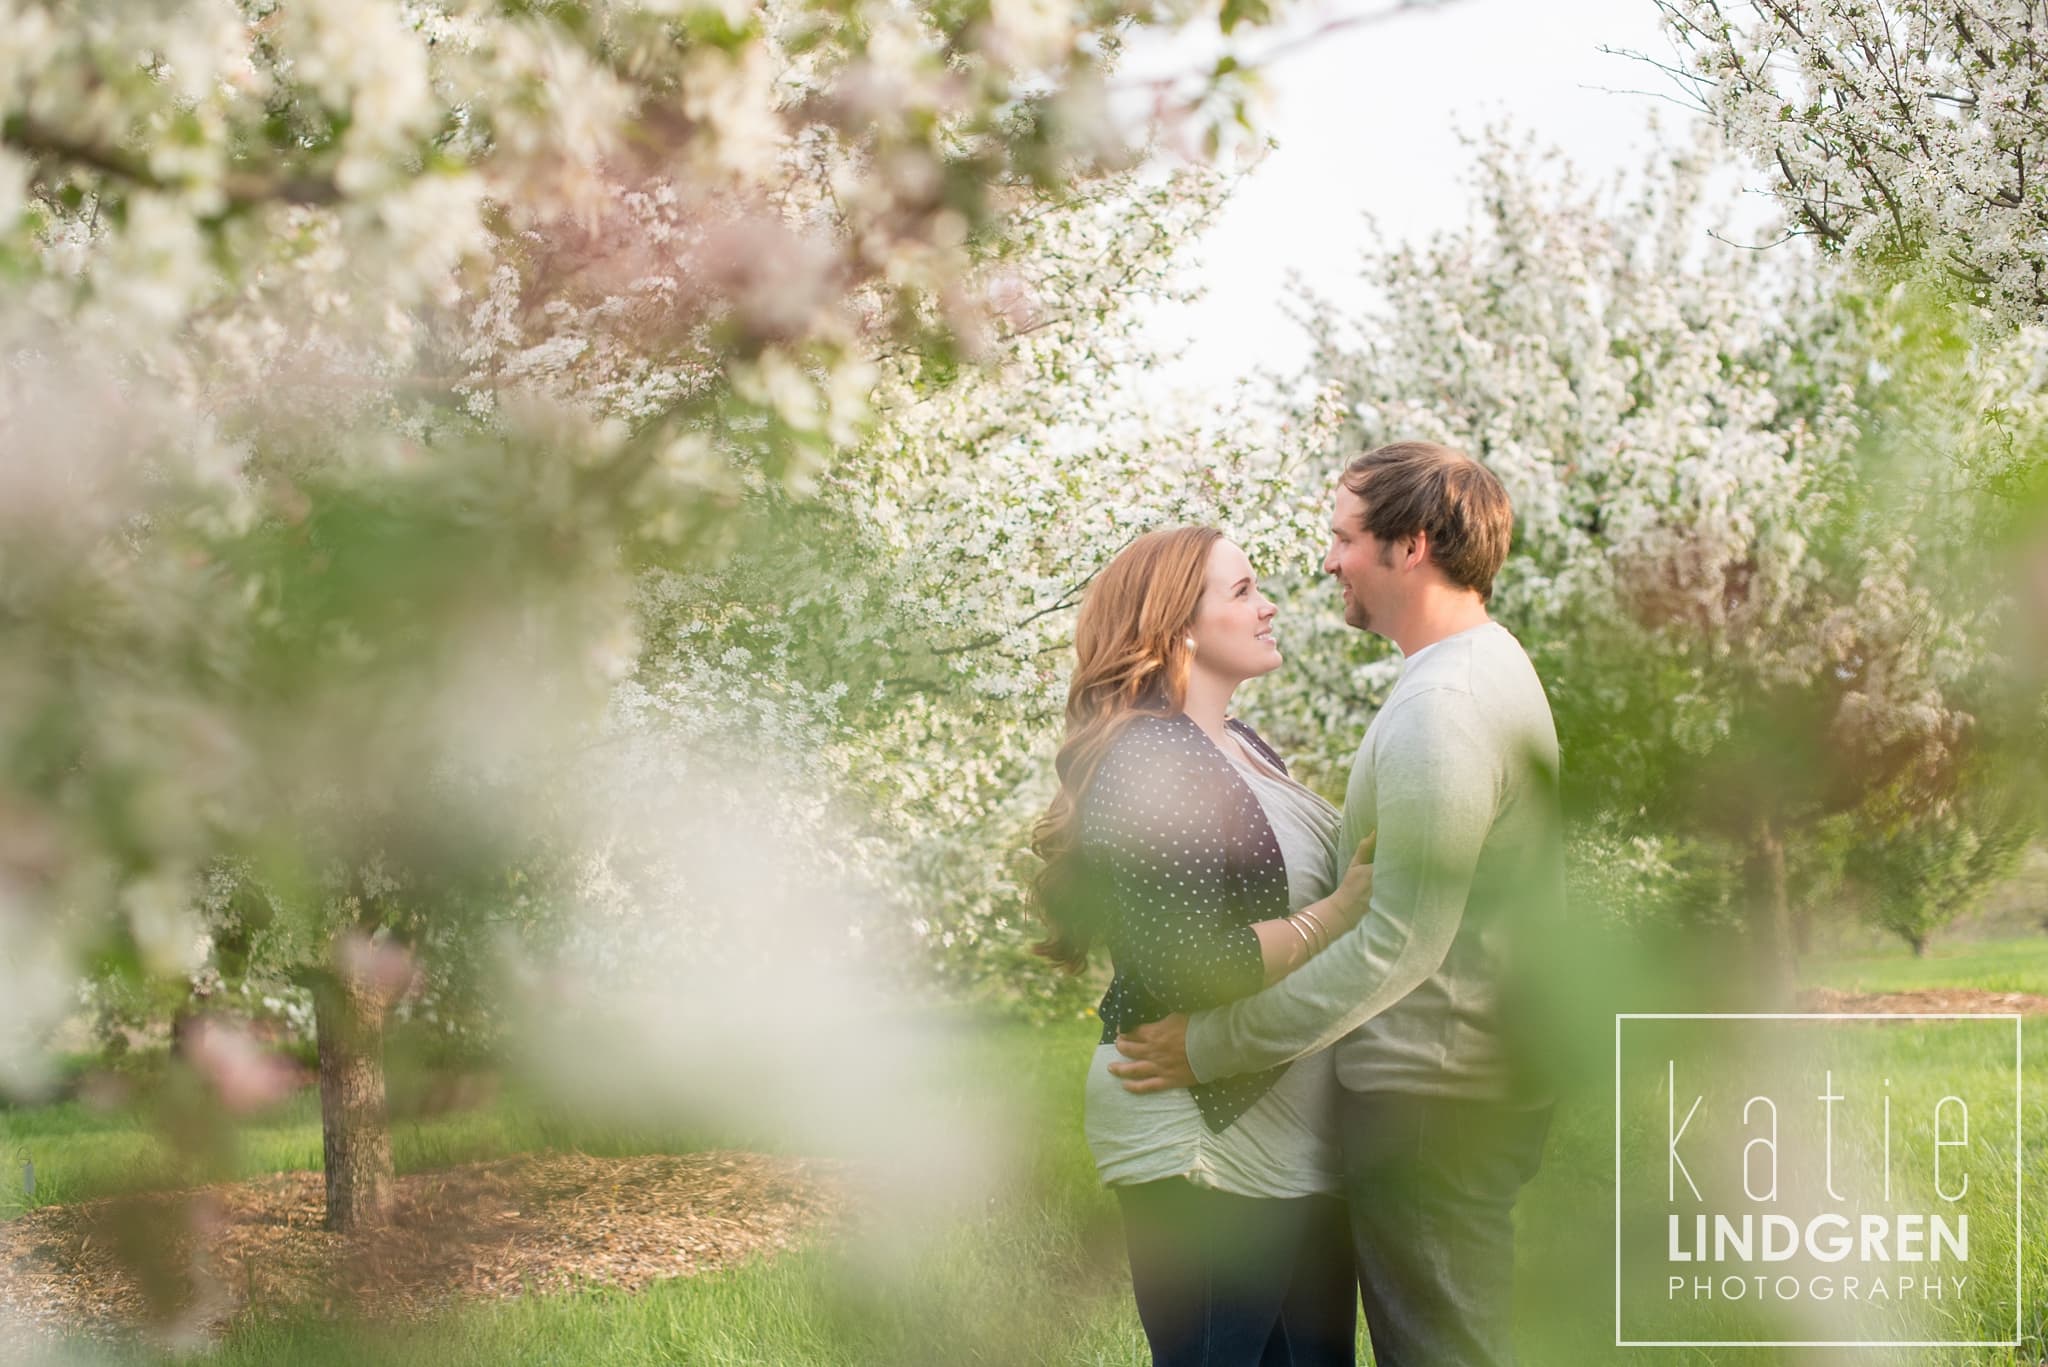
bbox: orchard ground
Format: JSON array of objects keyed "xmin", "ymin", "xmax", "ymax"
[{"xmin": 4, "ymin": 934, "xmax": 2045, "ymax": 1367}]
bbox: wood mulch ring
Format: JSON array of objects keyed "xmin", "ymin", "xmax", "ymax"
[
  {"xmin": 0, "ymin": 1150, "xmax": 848, "ymax": 1342},
  {"xmin": 1797, "ymin": 986, "xmax": 2048, "ymax": 1016}
]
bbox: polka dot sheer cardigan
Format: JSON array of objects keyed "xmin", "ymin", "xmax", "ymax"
[{"xmin": 1081, "ymin": 711, "xmax": 1296, "ymax": 1133}]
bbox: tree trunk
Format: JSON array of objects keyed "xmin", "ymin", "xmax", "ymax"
[
  {"xmin": 1745, "ymin": 813, "xmax": 1796, "ymax": 1005},
  {"xmin": 313, "ymin": 968, "xmax": 395, "ymax": 1232},
  {"xmin": 1909, "ymin": 932, "xmax": 1927, "ymax": 958}
]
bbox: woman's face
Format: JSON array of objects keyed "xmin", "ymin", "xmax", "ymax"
[{"xmin": 1187, "ymin": 539, "xmax": 1281, "ymax": 683}]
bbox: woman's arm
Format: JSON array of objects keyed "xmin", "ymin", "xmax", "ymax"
[
  {"xmin": 1251, "ymin": 832, "xmax": 1375, "ymax": 986},
  {"xmin": 1085, "ymin": 728, "xmax": 1377, "ymax": 1010}
]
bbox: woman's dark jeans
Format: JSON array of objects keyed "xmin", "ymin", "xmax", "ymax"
[{"xmin": 1116, "ymin": 1178, "xmax": 1358, "ymax": 1366}]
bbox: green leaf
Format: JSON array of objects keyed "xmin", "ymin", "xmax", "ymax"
[{"xmin": 1218, "ymin": 0, "xmax": 1268, "ymax": 35}]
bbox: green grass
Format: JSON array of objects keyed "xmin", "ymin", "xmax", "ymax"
[
  {"xmin": 1803, "ymin": 932, "xmax": 2048, "ymax": 996},
  {"xmin": 7, "ymin": 937, "xmax": 2046, "ymax": 1366},
  {"xmin": 10, "ymin": 1016, "xmax": 1151, "ymax": 1367},
  {"xmin": 0, "ymin": 1079, "xmax": 750, "ymax": 1221}
]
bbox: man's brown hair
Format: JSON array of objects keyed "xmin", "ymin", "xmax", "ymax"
[{"xmin": 1341, "ymin": 441, "xmax": 1513, "ymax": 601}]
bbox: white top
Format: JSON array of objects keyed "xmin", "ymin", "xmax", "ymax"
[{"xmin": 1083, "ymin": 738, "xmax": 1347, "ymax": 1198}]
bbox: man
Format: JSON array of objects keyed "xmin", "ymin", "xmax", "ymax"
[{"xmin": 1110, "ymin": 440, "xmax": 1566, "ymax": 1367}]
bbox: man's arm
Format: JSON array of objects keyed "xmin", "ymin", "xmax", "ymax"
[{"xmin": 1183, "ymin": 686, "xmax": 1498, "ymax": 1082}]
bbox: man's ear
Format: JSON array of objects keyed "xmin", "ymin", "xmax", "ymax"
[{"xmin": 1401, "ymin": 530, "xmax": 1429, "ymax": 570}]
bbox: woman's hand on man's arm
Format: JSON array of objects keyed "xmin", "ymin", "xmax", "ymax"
[
  {"xmin": 1298, "ymin": 829, "xmax": 1375, "ymax": 945},
  {"xmin": 1253, "ymin": 829, "xmax": 1375, "ymax": 984}
]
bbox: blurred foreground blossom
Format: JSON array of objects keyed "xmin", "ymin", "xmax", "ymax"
[
  {"xmin": 510, "ymin": 697, "xmax": 1004, "ymax": 1222},
  {"xmin": 333, "ymin": 931, "xmax": 424, "ymax": 1011},
  {"xmin": 179, "ymin": 1018, "xmax": 300, "ymax": 1115},
  {"xmin": 0, "ymin": 0, "xmax": 1296, "ymax": 1248}
]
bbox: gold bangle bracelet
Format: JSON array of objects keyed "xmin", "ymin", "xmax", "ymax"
[
  {"xmin": 1286, "ymin": 913, "xmax": 1321, "ymax": 955},
  {"xmin": 1283, "ymin": 916, "xmax": 1315, "ymax": 962}
]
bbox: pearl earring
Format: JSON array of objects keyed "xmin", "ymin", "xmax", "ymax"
[{"xmin": 1185, "ymin": 637, "xmax": 1195, "ymax": 650}]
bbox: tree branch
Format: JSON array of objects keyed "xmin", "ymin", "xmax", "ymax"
[
  {"xmin": 7, "ymin": 116, "xmax": 344, "ymax": 208},
  {"xmin": 929, "ymin": 566, "xmax": 1104, "ymax": 657},
  {"xmin": 1108, "ymin": 0, "xmax": 1473, "ymax": 95}
]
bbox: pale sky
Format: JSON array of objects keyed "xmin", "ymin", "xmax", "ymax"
[{"xmin": 1129, "ymin": 0, "xmax": 1700, "ymax": 394}]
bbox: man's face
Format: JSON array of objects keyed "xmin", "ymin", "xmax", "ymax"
[{"xmin": 1323, "ymin": 485, "xmax": 1399, "ymax": 634}]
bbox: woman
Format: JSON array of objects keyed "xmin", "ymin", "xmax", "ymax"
[{"xmin": 1032, "ymin": 525, "xmax": 1374, "ymax": 1367}]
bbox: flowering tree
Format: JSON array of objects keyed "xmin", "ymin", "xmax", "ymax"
[
  {"xmin": 1656, "ymin": 0, "xmax": 2048, "ymax": 514},
  {"xmin": 1263, "ymin": 130, "xmax": 2012, "ymax": 986},
  {"xmin": 0, "ymin": 0, "xmax": 1293, "ymax": 1234},
  {"xmin": 1657, "ymin": 0, "xmax": 2048, "ymax": 330},
  {"xmin": 1652, "ymin": 0, "xmax": 2048, "ymax": 947}
]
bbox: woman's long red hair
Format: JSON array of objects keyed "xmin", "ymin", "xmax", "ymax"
[{"xmin": 1030, "ymin": 526, "xmax": 1222, "ymax": 971}]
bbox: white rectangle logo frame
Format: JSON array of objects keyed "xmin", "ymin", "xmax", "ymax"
[{"xmin": 1613, "ymin": 1012, "xmax": 2024, "ymax": 1350}]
